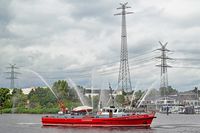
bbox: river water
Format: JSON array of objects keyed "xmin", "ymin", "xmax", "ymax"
[{"xmin": 0, "ymin": 113, "xmax": 200, "ymax": 133}]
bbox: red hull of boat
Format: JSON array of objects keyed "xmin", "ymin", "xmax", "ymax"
[{"xmin": 42, "ymin": 113, "xmax": 156, "ymax": 127}]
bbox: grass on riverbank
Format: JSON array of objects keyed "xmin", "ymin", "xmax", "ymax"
[{"xmin": 1, "ymin": 107, "xmax": 60, "ymax": 114}]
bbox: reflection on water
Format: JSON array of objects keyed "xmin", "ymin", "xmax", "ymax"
[
  {"xmin": 42, "ymin": 126, "xmax": 153, "ymax": 133},
  {"xmin": 1, "ymin": 113, "xmax": 200, "ymax": 133}
]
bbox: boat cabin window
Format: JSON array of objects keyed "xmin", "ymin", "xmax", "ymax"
[
  {"xmin": 118, "ymin": 109, "xmax": 122, "ymax": 112},
  {"xmin": 114, "ymin": 109, "xmax": 117, "ymax": 113}
]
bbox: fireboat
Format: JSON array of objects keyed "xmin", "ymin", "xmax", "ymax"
[
  {"xmin": 42, "ymin": 111, "xmax": 155, "ymax": 127},
  {"xmin": 42, "ymin": 85, "xmax": 156, "ymax": 127}
]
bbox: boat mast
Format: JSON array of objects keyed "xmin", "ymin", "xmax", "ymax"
[{"xmin": 109, "ymin": 83, "xmax": 115, "ymax": 107}]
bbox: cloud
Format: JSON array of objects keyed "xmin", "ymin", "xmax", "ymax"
[
  {"xmin": 0, "ymin": 0, "xmax": 200, "ymax": 91},
  {"xmin": 0, "ymin": 0, "xmax": 15, "ymax": 38}
]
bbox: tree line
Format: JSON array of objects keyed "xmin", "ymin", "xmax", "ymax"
[
  {"xmin": 0, "ymin": 80, "xmax": 81, "ymax": 113},
  {"xmin": 0, "ymin": 80, "xmax": 183, "ymax": 113}
]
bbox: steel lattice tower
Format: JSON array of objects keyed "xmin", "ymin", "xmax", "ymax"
[
  {"xmin": 115, "ymin": 2, "xmax": 133, "ymax": 92},
  {"xmin": 156, "ymin": 41, "xmax": 171, "ymax": 89},
  {"xmin": 6, "ymin": 64, "xmax": 20, "ymax": 89}
]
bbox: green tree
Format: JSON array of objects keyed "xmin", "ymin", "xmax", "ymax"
[
  {"xmin": 12, "ymin": 88, "xmax": 27, "ymax": 108},
  {"xmin": 0, "ymin": 88, "xmax": 12, "ymax": 108},
  {"xmin": 135, "ymin": 90, "xmax": 144, "ymax": 101},
  {"xmin": 52, "ymin": 80, "xmax": 69, "ymax": 100},
  {"xmin": 28, "ymin": 87, "xmax": 57, "ymax": 108},
  {"xmin": 92, "ymin": 96, "xmax": 99, "ymax": 111},
  {"xmin": 115, "ymin": 95, "xmax": 125, "ymax": 105},
  {"xmin": 160, "ymin": 86, "xmax": 178, "ymax": 96},
  {"xmin": 12, "ymin": 88, "xmax": 23, "ymax": 95}
]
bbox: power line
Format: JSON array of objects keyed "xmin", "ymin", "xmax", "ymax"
[
  {"xmin": 20, "ymin": 50, "xmax": 155, "ymax": 75},
  {"xmin": 17, "ymin": 57, "xmax": 155, "ymax": 82},
  {"xmin": 174, "ymin": 58, "xmax": 200, "ymax": 62},
  {"xmin": 172, "ymin": 66, "xmax": 200, "ymax": 69}
]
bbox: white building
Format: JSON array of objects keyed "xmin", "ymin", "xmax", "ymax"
[{"xmin": 9, "ymin": 87, "xmax": 36, "ymax": 95}]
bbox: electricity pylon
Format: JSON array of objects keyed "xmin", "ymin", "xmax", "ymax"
[
  {"xmin": 6, "ymin": 64, "xmax": 20, "ymax": 89},
  {"xmin": 156, "ymin": 41, "xmax": 172, "ymax": 89},
  {"xmin": 115, "ymin": 2, "xmax": 133, "ymax": 93}
]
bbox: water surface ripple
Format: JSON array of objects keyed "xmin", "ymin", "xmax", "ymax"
[{"xmin": 1, "ymin": 113, "xmax": 200, "ymax": 133}]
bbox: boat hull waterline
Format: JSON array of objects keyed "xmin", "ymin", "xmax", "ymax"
[{"xmin": 42, "ymin": 113, "xmax": 156, "ymax": 127}]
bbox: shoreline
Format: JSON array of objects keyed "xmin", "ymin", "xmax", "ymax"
[{"xmin": 0, "ymin": 108, "xmax": 59, "ymax": 114}]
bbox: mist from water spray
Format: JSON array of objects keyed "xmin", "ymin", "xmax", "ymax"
[
  {"xmin": 21, "ymin": 69, "xmax": 59, "ymax": 100},
  {"xmin": 20, "ymin": 69, "xmax": 92, "ymax": 107},
  {"xmin": 136, "ymin": 77, "xmax": 159, "ymax": 108},
  {"xmin": 129, "ymin": 81, "xmax": 139, "ymax": 109},
  {"xmin": 11, "ymin": 96, "xmax": 17, "ymax": 113},
  {"xmin": 91, "ymin": 69, "xmax": 95, "ymax": 111},
  {"xmin": 97, "ymin": 78, "xmax": 108, "ymax": 109},
  {"xmin": 136, "ymin": 90, "xmax": 147, "ymax": 108},
  {"xmin": 106, "ymin": 84, "xmax": 118, "ymax": 107},
  {"xmin": 99, "ymin": 88, "xmax": 110, "ymax": 108},
  {"xmin": 68, "ymin": 78, "xmax": 90, "ymax": 106}
]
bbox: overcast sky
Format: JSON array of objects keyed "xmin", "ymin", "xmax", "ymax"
[{"xmin": 0, "ymin": 0, "xmax": 200, "ymax": 91}]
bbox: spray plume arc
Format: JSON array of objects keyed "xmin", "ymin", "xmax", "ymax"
[
  {"xmin": 22, "ymin": 69, "xmax": 59, "ymax": 100},
  {"xmin": 68, "ymin": 78, "xmax": 88, "ymax": 106}
]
